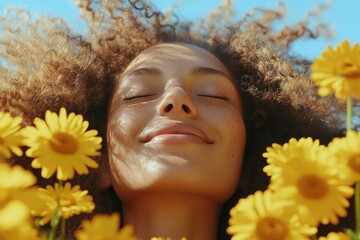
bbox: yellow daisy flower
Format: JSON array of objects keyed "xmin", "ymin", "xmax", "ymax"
[
  {"xmin": 227, "ymin": 190, "xmax": 317, "ymax": 240},
  {"xmin": 264, "ymin": 139, "xmax": 354, "ymax": 225},
  {"xmin": 0, "ymin": 163, "xmax": 42, "ymax": 212},
  {"xmin": 34, "ymin": 182, "xmax": 95, "ymax": 225},
  {"xmin": 23, "ymin": 107, "xmax": 102, "ymax": 180},
  {"xmin": 328, "ymin": 130, "xmax": 360, "ymax": 184},
  {"xmin": 0, "ymin": 163, "xmax": 37, "ymax": 191},
  {"xmin": 318, "ymin": 232, "xmax": 352, "ymax": 240},
  {"xmin": 311, "ymin": 40, "xmax": 360, "ymax": 99},
  {"xmin": 263, "ymin": 137, "xmax": 325, "ymax": 187},
  {"xmin": 75, "ymin": 213, "xmax": 138, "ymax": 240},
  {"xmin": 0, "ymin": 112, "xmax": 24, "ymax": 158},
  {"xmin": 0, "ymin": 200, "xmax": 40, "ymax": 240}
]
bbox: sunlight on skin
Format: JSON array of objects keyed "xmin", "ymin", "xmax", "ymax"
[{"xmin": 105, "ymin": 43, "xmax": 246, "ymax": 240}]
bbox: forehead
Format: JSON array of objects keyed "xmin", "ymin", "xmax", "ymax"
[
  {"xmin": 122, "ymin": 43, "xmax": 232, "ymax": 77},
  {"xmin": 111, "ymin": 43, "xmax": 243, "ymax": 110}
]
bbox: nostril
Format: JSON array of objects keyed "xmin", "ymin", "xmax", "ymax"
[
  {"xmin": 164, "ymin": 104, "xmax": 173, "ymax": 112},
  {"xmin": 182, "ymin": 104, "xmax": 191, "ymax": 113}
]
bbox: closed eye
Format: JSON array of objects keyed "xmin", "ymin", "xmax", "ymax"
[
  {"xmin": 197, "ymin": 94, "xmax": 230, "ymax": 101},
  {"xmin": 123, "ymin": 93, "xmax": 158, "ymax": 101}
]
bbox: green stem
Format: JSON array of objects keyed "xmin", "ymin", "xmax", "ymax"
[
  {"xmin": 60, "ymin": 217, "xmax": 66, "ymax": 240},
  {"xmin": 48, "ymin": 210, "xmax": 59, "ymax": 240},
  {"xmin": 48, "ymin": 225, "xmax": 56, "ymax": 240},
  {"xmin": 47, "ymin": 181, "xmax": 63, "ymax": 240},
  {"xmin": 57, "ymin": 180, "xmax": 63, "ymax": 212},
  {"xmin": 347, "ymin": 97, "xmax": 352, "ymax": 132}
]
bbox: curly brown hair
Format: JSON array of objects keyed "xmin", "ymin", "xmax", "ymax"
[{"xmin": 0, "ymin": 0, "xmax": 348, "ymax": 238}]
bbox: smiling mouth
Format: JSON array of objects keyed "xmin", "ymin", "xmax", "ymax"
[
  {"xmin": 140, "ymin": 123, "xmax": 214, "ymax": 144},
  {"xmin": 149, "ymin": 133, "xmax": 209, "ymax": 144}
]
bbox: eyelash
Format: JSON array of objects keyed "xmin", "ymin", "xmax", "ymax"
[
  {"xmin": 123, "ymin": 93, "xmax": 230, "ymax": 101},
  {"xmin": 123, "ymin": 94, "xmax": 157, "ymax": 100},
  {"xmin": 197, "ymin": 94, "xmax": 230, "ymax": 101}
]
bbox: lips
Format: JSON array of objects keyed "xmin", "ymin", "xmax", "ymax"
[{"xmin": 139, "ymin": 122, "xmax": 214, "ymax": 144}]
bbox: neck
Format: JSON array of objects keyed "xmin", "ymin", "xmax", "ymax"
[{"xmin": 121, "ymin": 192, "xmax": 221, "ymax": 240}]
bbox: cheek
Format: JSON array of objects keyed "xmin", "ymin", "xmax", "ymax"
[
  {"xmin": 106, "ymin": 104, "xmax": 156, "ymax": 169},
  {"xmin": 107, "ymin": 106, "xmax": 147, "ymax": 167},
  {"xmin": 214, "ymin": 106, "xmax": 245, "ymax": 144},
  {"xmin": 216, "ymin": 108, "xmax": 246, "ymax": 169},
  {"xmin": 106, "ymin": 106, "xmax": 148, "ymax": 192},
  {"xmin": 201, "ymin": 103, "xmax": 245, "ymax": 157},
  {"xmin": 107, "ymin": 104, "xmax": 151, "ymax": 142},
  {"xmin": 229, "ymin": 113, "xmax": 245, "ymax": 153},
  {"xmin": 202, "ymin": 107, "xmax": 245, "ymax": 200},
  {"xmin": 108, "ymin": 110, "xmax": 133, "ymax": 149}
]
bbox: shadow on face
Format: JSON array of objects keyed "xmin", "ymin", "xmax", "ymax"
[{"xmin": 105, "ymin": 43, "xmax": 246, "ymax": 203}]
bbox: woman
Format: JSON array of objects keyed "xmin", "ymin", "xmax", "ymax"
[
  {"xmin": 103, "ymin": 42, "xmax": 245, "ymax": 239},
  {"xmin": 0, "ymin": 0, "xmax": 341, "ymax": 239}
]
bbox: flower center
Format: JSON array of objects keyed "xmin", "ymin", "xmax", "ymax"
[
  {"xmin": 297, "ymin": 174, "xmax": 328, "ymax": 199},
  {"xmin": 60, "ymin": 196, "xmax": 76, "ymax": 208},
  {"xmin": 256, "ymin": 216, "xmax": 288, "ymax": 240},
  {"xmin": 49, "ymin": 132, "xmax": 78, "ymax": 154},
  {"xmin": 348, "ymin": 155, "xmax": 360, "ymax": 174},
  {"xmin": 337, "ymin": 59, "xmax": 360, "ymax": 78}
]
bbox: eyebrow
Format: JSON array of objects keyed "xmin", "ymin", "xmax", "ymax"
[
  {"xmin": 191, "ymin": 66, "xmax": 232, "ymax": 81},
  {"xmin": 125, "ymin": 66, "xmax": 232, "ymax": 81},
  {"xmin": 126, "ymin": 67, "xmax": 162, "ymax": 77}
]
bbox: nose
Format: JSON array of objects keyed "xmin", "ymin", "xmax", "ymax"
[{"xmin": 158, "ymin": 87, "xmax": 198, "ymax": 118}]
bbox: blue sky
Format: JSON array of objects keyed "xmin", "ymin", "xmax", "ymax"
[{"xmin": 0, "ymin": 0, "xmax": 358, "ymax": 60}]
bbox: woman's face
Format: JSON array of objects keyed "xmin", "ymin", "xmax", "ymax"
[{"xmin": 107, "ymin": 43, "xmax": 246, "ymax": 202}]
